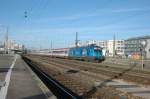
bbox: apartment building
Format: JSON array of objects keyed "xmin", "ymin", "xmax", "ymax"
[{"xmin": 125, "ymin": 35, "xmax": 150, "ymax": 59}]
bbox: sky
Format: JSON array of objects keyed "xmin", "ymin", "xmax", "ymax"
[{"xmin": 0, "ymin": 0, "xmax": 150, "ymax": 49}]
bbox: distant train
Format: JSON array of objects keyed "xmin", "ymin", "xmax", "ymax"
[
  {"xmin": 35, "ymin": 44, "xmax": 105, "ymax": 62},
  {"xmin": 68, "ymin": 44, "xmax": 105, "ymax": 62}
]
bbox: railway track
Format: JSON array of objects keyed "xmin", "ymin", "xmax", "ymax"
[
  {"xmin": 52, "ymin": 56, "xmax": 150, "ymax": 75},
  {"xmin": 32, "ymin": 55, "xmax": 150, "ymax": 85},
  {"xmin": 35, "ymin": 55, "xmax": 150, "ymax": 74},
  {"xmin": 50, "ymin": 58, "xmax": 150, "ymax": 78},
  {"xmin": 22, "ymin": 56, "xmax": 81, "ymax": 99},
  {"xmin": 24, "ymin": 56, "xmax": 90, "ymax": 96},
  {"xmin": 23, "ymin": 55, "xmax": 147, "ymax": 99}
]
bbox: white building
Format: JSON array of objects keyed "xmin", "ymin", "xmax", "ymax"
[
  {"xmin": 78, "ymin": 40, "xmax": 98, "ymax": 46},
  {"xmin": 0, "ymin": 39, "xmax": 24, "ymax": 54},
  {"xmin": 78, "ymin": 40, "xmax": 124, "ymax": 56},
  {"xmin": 107, "ymin": 40, "xmax": 124, "ymax": 56},
  {"xmin": 7, "ymin": 40, "xmax": 24, "ymax": 50},
  {"xmin": 96, "ymin": 41, "xmax": 108, "ymax": 50},
  {"xmin": 7, "ymin": 40, "xmax": 15, "ymax": 50},
  {"xmin": 0, "ymin": 44, "xmax": 5, "ymax": 53}
]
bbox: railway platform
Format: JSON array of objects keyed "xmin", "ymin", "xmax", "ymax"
[{"xmin": 0, "ymin": 54, "xmax": 56, "ymax": 99}]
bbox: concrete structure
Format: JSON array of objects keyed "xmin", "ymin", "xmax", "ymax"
[
  {"xmin": 0, "ymin": 55, "xmax": 56, "ymax": 99},
  {"xmin": 125, "ymin": 35, "xmax": 150, "ymax": 59}
]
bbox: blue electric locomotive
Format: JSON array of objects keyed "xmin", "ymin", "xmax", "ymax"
[{"xmin": 68, "ymin": 44, "xmax": 105, "ymax": 62}]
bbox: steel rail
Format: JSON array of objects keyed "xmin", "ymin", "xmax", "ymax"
[
  {"xmin": 38, "ymin": 56, "xmax": 150, "ymax": 79},
  {"xmin": 22, "ymin": 56, "xmax": 82, "ymax": 99}
]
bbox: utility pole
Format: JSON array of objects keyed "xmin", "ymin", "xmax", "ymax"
[
  {"xmin": 50, "ymin": 40, "xmax": 53, "ymax": 56},
  {"xmin": 0, "ymin": 25, "xmax": 9, "ymax": 54},
  {"xmin": 5, "ymin": 27, "xmax": 8, "ymax": 54},
  {"xmin": 113, "ymin": 34, "xmax": 116, "ymax": 57},
  {"xmin": 40, "ymin": 45, "xmax": 42, "ymax": 51},
  {"xmin": 75, "ymin": 32, "xmax": 79, "ymax": 47},
  {"xmin": 140, "ymin": 40, "xmax": 146, "ymax": 70},
  {"xmin": 39, "ymin": 39, "xmax": 42, "ymax": 51}
]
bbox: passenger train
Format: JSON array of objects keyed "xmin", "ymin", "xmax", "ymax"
[{"xmin": 50, "ymin": 44, "xmax": 105, "ymax": 62}]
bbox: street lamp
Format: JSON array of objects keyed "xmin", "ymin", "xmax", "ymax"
[{"xmin": 140, "ymin": 40, "xmax": 146, "ymax": 70}]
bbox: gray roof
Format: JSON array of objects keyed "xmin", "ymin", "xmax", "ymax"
[{"xmin": 126, "ymin": 35, "xmax": 150, "ymax": 40}]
